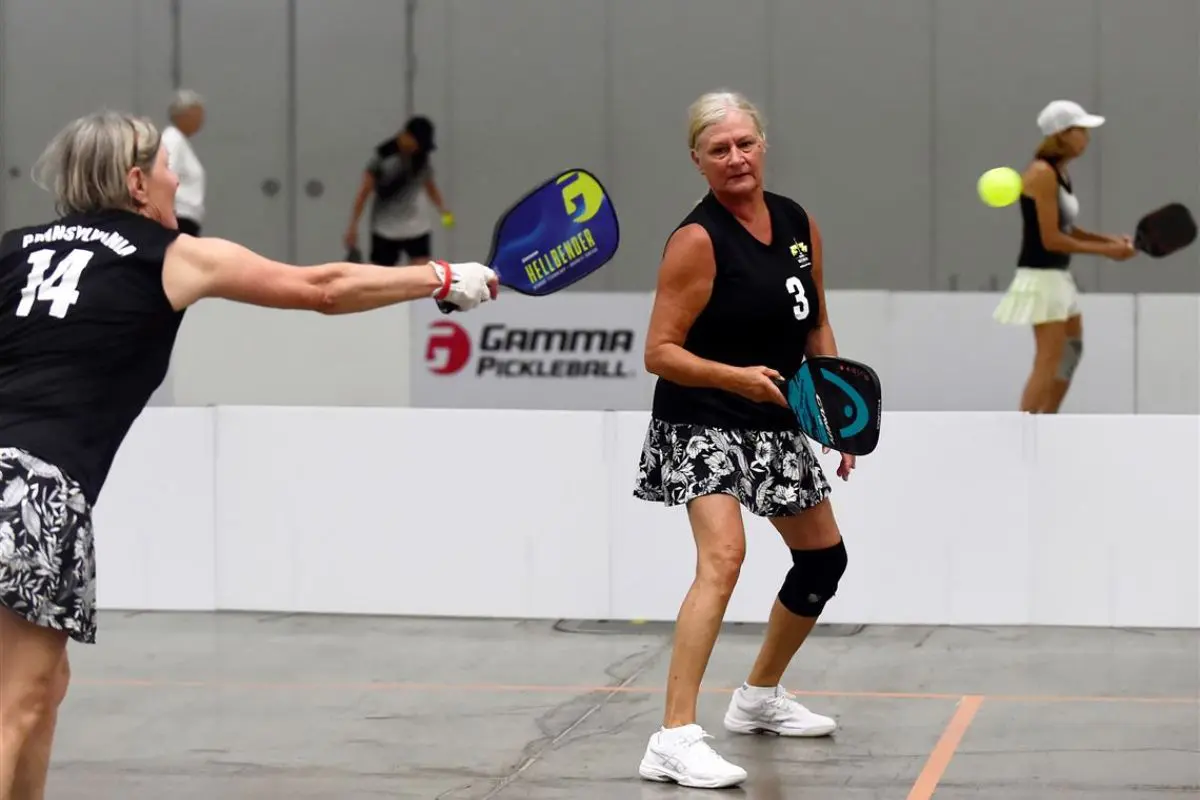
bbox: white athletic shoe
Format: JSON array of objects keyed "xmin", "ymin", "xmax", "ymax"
[
  {"xmin": 723, "ymin": 684, "xmax": 838, "ymax": 737},
  {"xmin": 638, "ymin": 724, "xmax": 748, "ymax": 789}
]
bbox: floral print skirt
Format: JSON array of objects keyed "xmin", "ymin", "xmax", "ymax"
[
  {"xmin": 633, "ymin": 419, "xmax": 831, "ymax": 518},
  {"xmin": 0, "ymin": 447, "xmax": 97, "ymax": 644}
]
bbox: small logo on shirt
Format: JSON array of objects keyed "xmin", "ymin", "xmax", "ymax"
[{"xmin": 789, "ymin": 240, "xmax": 811, "ymax": 269}]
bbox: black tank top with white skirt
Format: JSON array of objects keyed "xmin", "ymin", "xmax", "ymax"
[
  {"xmin": 1017, "ymin": 157, "xmax": 1078, "ymax": 270},
  {"xmin": 651, "ymin": 190, "xmax": 821, "ymax": 432}
]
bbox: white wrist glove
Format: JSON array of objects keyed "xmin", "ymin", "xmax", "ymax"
[{"xmin": 430, "ymin": 260, "xmax": 498, "ymax": 312}]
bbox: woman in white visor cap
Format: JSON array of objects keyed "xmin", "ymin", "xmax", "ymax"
[{"xmin": 993, "ymin": 99, "xmax": 1134, "ymax": 413}]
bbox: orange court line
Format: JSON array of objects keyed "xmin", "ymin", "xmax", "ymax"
[
  {"xmin": 907, "ymin": 695, "xmax": 984, "ymax": 800},
  {"xmin": 71, "ymin": 678, "xmax": 1200, "ymax": 705}
]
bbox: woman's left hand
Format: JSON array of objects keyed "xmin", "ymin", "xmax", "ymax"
[{"xmin": 822, "ymin": 446, "xmax": 857, "ymax": 481}]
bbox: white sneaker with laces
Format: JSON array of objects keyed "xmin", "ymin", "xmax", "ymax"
[
  {"xmin": 638, "ymin": 723, "xmax": 748, "ymax": 789},
  {"xmin": 723, "ymin": 684, "xmax": 838, "ymax": 737}
]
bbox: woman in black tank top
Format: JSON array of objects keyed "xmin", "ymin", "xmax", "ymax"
[
  {"xmin": 0, "ymin": 110, "xmax": 499, "ymax": 798},
  {"xmin": 630, "ymin": 91, "xmax": 852, "ymax": 790},
  {"xmin": 992, "ymin": 100, "xmax": 1134, "ymax": 413}
]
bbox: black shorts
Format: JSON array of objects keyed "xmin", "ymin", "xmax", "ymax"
[
  {"xmin": 370, "ymin": 232, "xmax": 432, "ymax": 265},
  {"xmin": 0, "ymin": 448, "xmax": 97, "ymax": 643}
]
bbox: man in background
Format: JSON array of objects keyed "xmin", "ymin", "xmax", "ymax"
[
  {"xmin": 161, "ymin": 89, "xmax": 207, "ymax": 236},
  {"xmin": 344, "ymin": 115, "xmax": 453, "ymax": 266}
]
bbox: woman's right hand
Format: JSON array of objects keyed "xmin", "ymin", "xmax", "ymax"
[
  {"xmin": 728, "ymin": 365, "xmax": 789, "ymax": 407},
  {"xmin": 1104, "ymin": 237, "xmax": 1136, "ymax": 261}
]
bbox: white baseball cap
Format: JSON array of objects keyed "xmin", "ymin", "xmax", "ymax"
[{"xmin": 1037, "ymin": 100, "xmax": 1105, "ymax": 136}]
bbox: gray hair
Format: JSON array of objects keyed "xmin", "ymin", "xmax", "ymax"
[
  {"xmin": 687, "ymin": 90, "xmax": 767, "ymax": 151},
  {"xmin": 169, "ymin": 89, "xmax": 204, "ymax": 118},
  {"xmin": 32, "ymin": 110, "xmax": 163, "ymax": 216}
]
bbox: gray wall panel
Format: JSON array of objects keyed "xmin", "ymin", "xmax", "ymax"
[
  {"xmin": 1, "ymin": 0, "xmax": 141, "ymax": 230},
  {"xmin": 768, "ymin": 0, "xmax": 933, "ymax": 291},
  {"xmin": 178, "ymin": 0, "xmax": 290, "ymax": 260},
  {"xmin": 3, "ymin": 0, "xmax": 1200, "ymax": 298},
  {"xmin": 933, "ymin": 0, "xmax": 1100, "ymax": 293},
  {"xmin": 410, "ymin": 0, "xmax": 456, "ymax": 262},
  {"xmin": 1095, "ymin": 0, "xmax": 1200, "ymax": 294},
  {"xmin": 133, "ymin": 0, "xmax": 174, "ymax": 120},
  {"xmin": 440, "ymin": 0, "xmax": 608, "ymax": 288},
  {"xmin": 294, "ymin": 0, "xmax": 410, "ymax": 266},
  {"xmin": 135, "ymin": 0, "xmax": 176, "ymax": 409},
  {"xmin": 607, "ymin": 0, "xmax": 770, "ymax": 292}
]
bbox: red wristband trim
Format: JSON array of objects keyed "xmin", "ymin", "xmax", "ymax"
[{"xmin": 433, "ymin": 260, "xmax": 453, "ymax": 300}]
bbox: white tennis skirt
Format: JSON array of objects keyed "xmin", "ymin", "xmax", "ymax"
[{"xmin": 992, "ymin": 268, "xmax": 1080, "ymax": 326}]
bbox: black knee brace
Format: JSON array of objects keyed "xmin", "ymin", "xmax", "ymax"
[{"xmin": 778, "ymin": 539, "xmax": 848, "ymax": 617}]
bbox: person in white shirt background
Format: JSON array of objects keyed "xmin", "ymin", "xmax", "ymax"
[{"xmin": 160, "ymin": 89, "xmax": 207, "ymax": 236}]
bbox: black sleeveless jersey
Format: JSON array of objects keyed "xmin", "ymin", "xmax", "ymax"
[
  {"xmin": 0, "ymin": 209, "xmax": 185, "ymax": 504},
  {"xmin": 651, "ymin": 190, "xmax": 821, "ymax": 431},
  {"xmin": 1016, "ymin": 157, "xmax": 1075, "ymax": 270}
]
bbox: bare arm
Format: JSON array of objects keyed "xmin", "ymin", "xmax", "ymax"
[
  {"xmin": 424, "ymin": 177, "xmax": 448, "ymax": 214},
  {"xmin": 1026, "ymin": 162, "xmax": 1120, "ymax": 257},
  {"xmin": 643, "ymin": 224, "xmax": 740, "ymax": 389},
  {"xmin": 161, "ymin": 235, "xmax": 442, "ymax": 315},
  {"xmin": 804, "ymin": 218, "xmax": 839, "ymax": 358},
  {"xmin": 346, "ymin": 171, "xmax": 375, "ymax": 232},
  {"xmin": 1068, "ymin": 226, "xmax": 1122, "ymax": 243}
]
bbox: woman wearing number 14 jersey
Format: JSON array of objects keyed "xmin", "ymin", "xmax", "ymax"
[{"xmin": 0, "ymin": 108, "xmax": 499, "ymax": 798}]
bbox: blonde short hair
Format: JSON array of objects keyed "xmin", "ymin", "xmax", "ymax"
[
  {"xmin": 687, "ymin": 90, "xmax": 767, "ymax": 150},
  {"xmin": 32, "ymin": 110, "xmax": 162, "ymax": 216}
]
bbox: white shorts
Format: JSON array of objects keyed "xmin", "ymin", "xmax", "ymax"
[{"xmin": 992, "ymin": 268, "xmax": 1080, "ymax": 326}]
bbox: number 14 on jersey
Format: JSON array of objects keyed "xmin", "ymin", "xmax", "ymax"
[{"xmin": 16, "ymin": 249, "xmax": 95, "ymax": 319}]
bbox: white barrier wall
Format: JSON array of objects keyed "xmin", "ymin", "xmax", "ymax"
[
  {"xmin": 92, "ymin": 408, "xmax": 1200, "ymax": 629},
  {"xmin": 167, "ymin": 291, "xmax": 1200, "ymax": 414}
]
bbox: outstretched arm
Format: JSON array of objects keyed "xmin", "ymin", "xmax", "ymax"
[{"xmin": 161, "ymin": 235, "xmax": 496, "ymax": 315}]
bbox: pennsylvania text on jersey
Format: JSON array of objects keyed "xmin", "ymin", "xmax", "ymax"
[{"xmin": 20, "ymin": 225, "xmax": 139, "ymax": 258}]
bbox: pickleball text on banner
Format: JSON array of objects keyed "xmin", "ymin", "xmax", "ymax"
[{"xmin": 410, "ymin": 292, "xmax": 657, "ymax": 411}]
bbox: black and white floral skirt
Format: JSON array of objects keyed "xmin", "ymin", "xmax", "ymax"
[
  {"xmin": 0, "ymin": 447, "xmax": 97, "ymax": 644},
  {"xmin": 633, "ymin": 418, "xmax": 831, "ymax": 518}
]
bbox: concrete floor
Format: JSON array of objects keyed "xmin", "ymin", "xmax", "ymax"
[{"xmin": 49, "ymin": 612, "xmax": 1198, "ymax": 799}]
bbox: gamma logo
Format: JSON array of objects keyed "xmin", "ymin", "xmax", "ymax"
[{"xmin": 425, "ymin": 321, "xmax": 471, "ymax": 375}]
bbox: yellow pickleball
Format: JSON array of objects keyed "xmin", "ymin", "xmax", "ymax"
[{"xmin": 977, "ymin": 167, "xmax": 1023, "ymax": 208}]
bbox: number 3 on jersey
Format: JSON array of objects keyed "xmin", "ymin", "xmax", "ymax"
[
  {"xmin": 785, "ymin": 275, "xmax": 810, "ymax": 321},
  {"xmin": 16, "ymin": 249, "xmax": 95, "ymax": 319}
]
